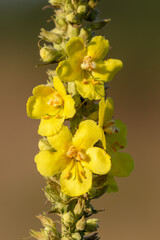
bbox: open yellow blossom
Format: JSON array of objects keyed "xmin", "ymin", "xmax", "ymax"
[
  {"xmin": 56, "ymin": 36, "xmax": 123, "ymax": 100},
  {"xmin": 99, "ymin": 98, "xmax": 134, "ymax": 177},
  {"xmin": 99, "ymin": 97, "xmax": 127, "ymax": 151},
  {"xmin": 35, "ymin": 120, "xmax": 111, "ymax": 196},
  {"xmin": 26, "ymin": 77, "xmax": 75, "ymax": 137}
]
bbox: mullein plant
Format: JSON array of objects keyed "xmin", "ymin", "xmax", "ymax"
[{"xmin": 26, "ymin": 0, "xmax": 134, "ymax": 239}]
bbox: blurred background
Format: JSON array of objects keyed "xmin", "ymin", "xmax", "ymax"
[{"xmin": 0, "ymin": 0, "xmax": 160, "ymax": 239}]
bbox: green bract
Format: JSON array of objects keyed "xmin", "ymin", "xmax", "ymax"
[
  {"xmin": 56, "ymin": 36, "xmax": 123, "ymax": 100},
  {"xmin": 27, "ymin": 77, "xmax": 76, "ymax": 137}
]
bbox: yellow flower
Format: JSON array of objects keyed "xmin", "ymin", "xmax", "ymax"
[
  {"xmin": 35, "ymin": 120, "xmax": 111, "ymax": 196},
  {"xmin": 26, "ymin": 77, "xmax": 76, "ymax": 137},
  {"xmin": 56, "ymin": 36, "xmax": 123, "ymax": 100},
  {"xmin": 99, "ymin": 98, "xmax": 134, "ymax": 177},
  {"xmin": 99, "ymin": 97, "xmax": 127, "ymax": 151}
]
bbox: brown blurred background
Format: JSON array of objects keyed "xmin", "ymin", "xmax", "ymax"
[{"xmin": 0, "ymin": 0, "xmax": 160, "ymax": 239}]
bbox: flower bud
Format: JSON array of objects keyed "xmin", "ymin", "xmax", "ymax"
[
  {"xmin": 85, "ymin": 218, "xmax": 99, "ymax": 232},
  {"xmin": 64, "ymin": 0, "xmax": 74, "ymax": 13},
  {"xmin": 74, "ymin": 198, "xmax": 84, "ymax": 216},
  {"xmin": 30, "ymin": 229, "xmax": 47, "ymax": 240},
  {"xmin": 62, "ymin": 211, "xmax": 75, "ymax": 227},
  {"xmin": 66, "ymin": 12, "xmax": 80, "ymax": 25},
  {"xmin": 76, "ymin": 216, "xmax": 86, "ymax": 231},
  {"xmin": 38, "ymin": 139, "xmax": 53, "ymax": 151},
  {"xmin": 55, "ymin": 15, "xmax": 67, "ymax": 30},
  {"xmin": 67, "ymin": 24, "xmax": 80, "ymax": 38},
  {"xmin": 79, "ymin": 28, "xmax": 92, "ymax": 42},
  {"xmin": 40, "ymin": 28, "xmax": 62, "ymax": 44},
  {"xmin": 77, "ymin": 4, "xmax": 88, "ymax": 15},
  {"xmin": 40, "ymin": 46, "xmax": 59, "ymax": 63},
  {"xmin": 90, "ymin": 19, "xmax": 111, "ymax": 30},
  {"xmin": 88, "ymin": 0, "xmax": 101, "ymax": 8},
  {"xmin": 72, "ymin": 232, "xmax": 81, "ymax": 240},
  {"xmin": 37, "ymin": 215, "xmax": 56, "ymax": 229},
  {"xmin": 49, "ymin": 0, "xmax": 62, "ymax": 6}
]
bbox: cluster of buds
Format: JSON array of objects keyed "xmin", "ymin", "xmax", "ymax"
[
  {"xmin": 39, "ymin": 0, "xmax": 111, "ymax": 63},
  {"xmin": 27, "ymin": 0, "xmax": 134, "ymax": 239}
]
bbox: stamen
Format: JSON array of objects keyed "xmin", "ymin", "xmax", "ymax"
[
  {"xmin": 42, "ymin": 115, "xmax": 50, "ymax": 119},
  {"xmin": 81, "ymin": 56, "xmax": 97, "ymax": 71},
  {"xmin": 47, "ymin": 92, "xmax": 63, "ymax": 107},
  {"xmin": 64, "ymin": 160, "xmax": 75, "ymax": 179},
  {"xmin": 66, "ymin": 146, "xmax": 77, "ymax": 159},
  {"xmin": 91, "ymin": 79, "xmax": 100, "ymax": 85},
  {"xmin": 76, "ymin": 151, "xmax": 85, "ymax": 161}
]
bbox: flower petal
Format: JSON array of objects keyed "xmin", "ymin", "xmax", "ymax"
[
  {"xmin": 92, "ymin": 59, "xmax": 123, "ymax": 82},
  {"xmin": 110, "ymin": 152, "xmax": 134, "ymax": 177},
  {"xmin": 66, "ymin": 37, "xmax": 85, "ymax": 57},
  {"xmin": 38, "ymin": 117, "xmax": 64, "ymax": 137},
  {"xmin": 73, "ymin": 120, "xmax": 101, "ymax": 150},
  {"xmin": 75, "ymin": 80, "xmax": 105, "ymax": 100},
  {"xmin": 99, "ymin": 98, "xmax": 105, "ymax": 127},
  {"xmin": 53, "ymin": 76, "xmax": 66, "ymax": 98},
  {"xmin": 87, "ymin": 36, "xmax": 110, "ymax": 60},
  {"xmin": 104, "ymin": 97, "xmax": 114, "ymax": 123},
  {"xmin": 33, "ymin": 85, "xmax": 54, "ymax": 97},
  {"xmin": 48, "ymin": 125, "xmax": 72, "ymax": 151},
  {"xmin": 60, "ymin": 163, "xmax": 92, "ymax": 196},
  {"xmin": 35, "ymin": 150, "xmax": 67, "ymax": 177},
  {"xmin": 56, "ymin": 58, "xmax": 81, "ymax": 82},
  {"xmin": 63, "ymin": 95, "xmax": 76, "ymax": 118},
  {"xmin": 26, "ymin": 96, "xmax": 59, "ymax": 119},
  {"xmin": 101, "ymin": 128, "xmax": 106, "ymax": 150},
  {"xmin": 85, "ymin": 147, "xmax": 111, "ymax": 175}
]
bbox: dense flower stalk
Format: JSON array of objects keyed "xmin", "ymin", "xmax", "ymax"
[{"xmin": 27, "ymin": 0, "xmax": 134, "ymax": 239}]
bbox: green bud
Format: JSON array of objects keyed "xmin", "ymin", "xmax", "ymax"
[
  {"xmin": 38, "ymin": 139, "xmax": 53, "ymax": 151},
  {"xmin": 30, "ymin": 229, "xmax": 46, "ymax": 240},
  {"xmin": 77, "ymin": 4, "xmax": 88, "ymax": 15},
  {"xmin": 74, "ymin": 198, "xmax": 84, "ymax": 216},
  {"xmin": 49, "ymin": 0, "xmax": 62, "ymax": 6},
  {"xmin": 61, "ymin": 237, "xmax": 69, "ymax": 240},
  {"xmin": 67, "ymin": 24, "xmax": 80, "ymax": 38},
  {"xmin": 88, "ymin": 0, "xmax": 101, "ymax": 8},
  {"xmin": 62, "ymin": 211, "xmax": 75, "ymax": 227},
  {"xmin": 72, "ymin": 232, "xmax": 82, "ymax": 240},
  {"xmin": 37, "ymin": 215, "xmax": 56, "ymax": 229},
  {"xmin": 55, "ymin": 12, "xmax": 67, "ymax": 30},
  {"xmin": 79, "ymin": 28, "xmax": 92, "ymax": 42},
  {"xmin": 40, "ymin": 28, "xmax": 62, "ymax": 44},
  {"xmin": 64, "ymin": 0, "xmax": 74, "ymax": 13},
  {"xmin": 66, "ymin": 12, "xmax": 80, "ymax": 24},
  {"xmin": 68, "ymin": 82, "xmax": 77, "ymax": 96},
  {"xmin": 90, "ymin": 19, "xmax": 111, "ymax": 30},
  {"xmin": 40, "ymin": 45, "xmax": 59, "ymax": 63},
  {"xmin": 76, "ymin": 216, "xmax": 86, "ymax": 231},
  {"xmin": 85, "ymin": 218, "xmax": 99, "ymax": 232}
]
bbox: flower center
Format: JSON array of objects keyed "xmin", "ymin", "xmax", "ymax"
[
  {"xmin": 66, "ymin": 146, "xmax": 86, "ymax": 161},
  {"xmin": 64, "ymin": 146, "xmax": 87, "ymax": 180},
  {"xmin": 81, "ymin": 56, "xmax": 96, "ymax": 71},
  {"xmin": 47, "ymin": 92, "xmax": 63, "ymax": 107}
]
